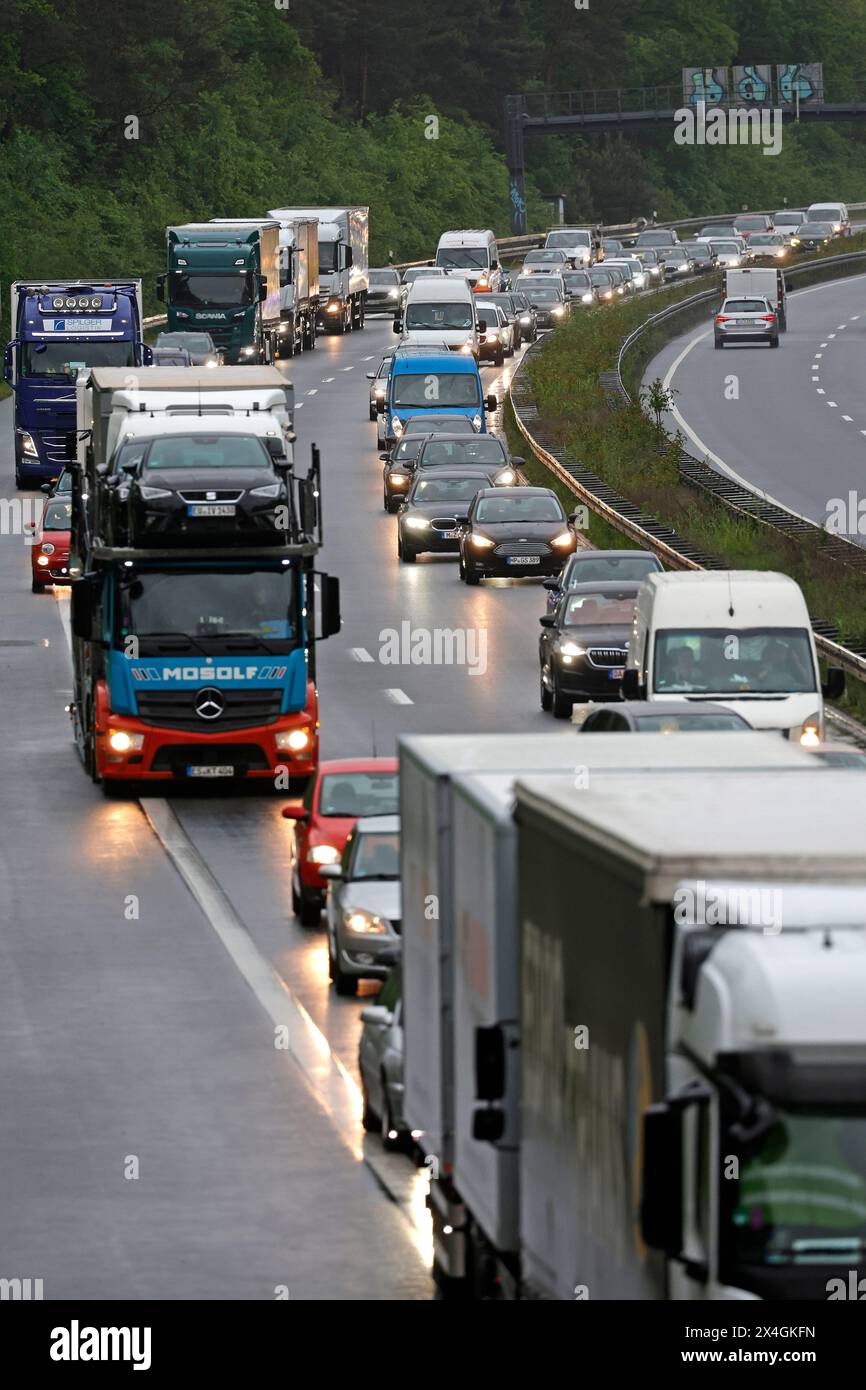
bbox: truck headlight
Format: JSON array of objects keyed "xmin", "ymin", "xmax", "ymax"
[
  {"xmin": 307, "ymin": 843, "xmax": 340, "ymax": 865},
  {"xmin": 276, "ymin": 728, "xmax": 311, "ymax": 752},
  {"xmin": 344, "ymin": 909, "xmax": 387, "ymax": 935},
  {"xmin": 241, "ymin": 345, "xmax": 255, "ymax": 356},
  {"xmin": 108, "ymin": 730, "xmax": 145, "ymax": 753},
  {"xmin": 18, "ymin": 431, "xmax": 39, "ymax": 458},
  {"xmin": 326, "ymin": 301, "xmax": 341, "ymax": 314}
]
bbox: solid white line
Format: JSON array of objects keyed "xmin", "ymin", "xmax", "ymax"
[
  {"xmin": 383, "ymin": 688, "xmax": 413, "ymax": 705},
  {"xmin": 140, "ymin": 798, "xmax": 363, "ymax": 1154},
  {"xmin": 362, "ymin": 355, "xmax": 375, "ymax": 361},
  {"xmin": 349, "ymin": 647, "xmax": 374, "ymax": 662}
]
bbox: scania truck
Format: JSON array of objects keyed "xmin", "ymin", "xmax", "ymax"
[
  {"xmin": 268, "ymin": 207, "xmax": 368, "ymax": 334},
  {"xmin": 68, "ymin": 367, "xmax": 339, "ymax": 792},
  {"xmin": 4, "ymin": 280, "xmax": 148, "ymax": 488},
  {"xmin": 159, "ymin": 223, "xmax": 281, "ymax": 365}
]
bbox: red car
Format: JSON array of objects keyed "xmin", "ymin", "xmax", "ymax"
[
  {"xmin": 29, "ymin": 497, "xmax": 72, "ymax": 592},
  {"xmin": 282, "ymin": 757, "xmax": 399, "ymax": 924}
]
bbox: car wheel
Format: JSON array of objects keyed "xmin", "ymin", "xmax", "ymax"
[
  {"xmin": 31, "ymin": 575, "xmax": 44, "ymax": 593},
  {"xmin": 399, "ymin": 539, "xmax": 417, "ymax": 564},
  {"xmin": 381, "ymin": 1079, "xmax": 402, "ymax": 1152},
  {"xmin": 464, "ymin": 565, "xmax": 480, "ymax": 585},
  {"xmin": 291, "ymin": 873, "xmax": 301, "ymax": 915},
  {"xmin": 770, "ymin": 336, "xmax": 779, "ymax": 348},
  {"xmin": 714, "ymin": 337, "xmax": 723, "ymax": 349},
  {"xmin": 506, "ymin": 339, "xmax": 515, "ymax": 358},
  {"xmin": 370, "ymin": 405, "xmax": 377, "ymax": 421},
  {"xmin": 551, "ymin": 673, "xmax": 573, "ymax": 720},
  {"xmin": 495, "ymin": 349, "xmax": 505, "ymax": 366},
  {"xmin": 333, "ymin": 955, "xmax": 358, "ymax": 996},
  {"xmin": 298, "ymin": 886, "xmax": 322, "ymax": 927},
  {"xmin": 384, "ymin": 489, "xmax": 391, "ymax": 511},
  {"xmin": 540, "ymin": 667, "xmax": 553, "ymax": 711},
  {"xmin": 361, "ymin": 1076, "xmax": 379, "ymax": 1133}
]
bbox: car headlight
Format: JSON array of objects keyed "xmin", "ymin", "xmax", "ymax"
[
  {"xmin": 791, "ymin": 237, "xmax": 800, "ymax": 246},
  {"xmin": 520, "ymin": 314, "xmax": 532, "ymax": 324},
  {"xmin": 388, "ymin": 288, "xmax": 399, "ymax": 297},
  {"xmin": 678, "ymin": 263, "xmax": 690, "ymax": 273},
  {"xmin": 558, "ymin": 642, "xmax": 586, "ymax": 658},
  {"xmin": 388, "ymin": 473, "xmax": 409, "ymax": 488},
  {"xmin": 730, "ymin": 258, "xmax": 740, "ymax": 267},
  {"xmin": 19, "ymin": 431, "xmax": 39, "ymax": 458},
  {"xmin": 108, "ymin": 730, "xmax": 145, "ymax": 753},
  {"xmin": 471, "ymin": 415, "xmax": 482, "ymax": 430},
  {"xmin": 461, "ymin": 341, "xmax": 474, "ymax": 353},
  {"xmin": 241, "ymin": 345, "xmax": 255, "ymax": 356},
  {"xmin": 603, "ymin": 290, "xmax": 613, "ymax": 299},
  {"xmin": 552, "ymin": 305, "xmax": 565, "ymax": 316},
  {"xmin": 137, "ymin": 485, "xmax": 173, "ymax": 500},
  {"xmin": 205, "ymin": 358, "xmax": 218, "ymax": 368},
  {"xmin": 40, "ymin": 542, "xmax": 55, "ymax": 555},
  {"xmin": 374, "ymin": 386, "xmax": 386, "ymax": 397},
  {"xmin": 797, "ymin": 714, "xmax": 822, "ymax": 747},
  {"xmin": 276, "ymin": 728, "xmax": 311, "ymax": 752},
  {"xmin": 487, "ymin": 330, "xmax": 499, "ymax": 341},
  {"xmin": 405, "ymin": 515, "xmax": 430, "ymax": 530},
  {"xmin": 550, "ymin": 531, "xmax": 574, "ymax": 549},
  {"xmin": 495, "ymin": 469, "xmax": 515, "ymax": 485},
  {"xmin": 392, "ymin": 418, "xmax": 403, "ymax": 437},
  {"xmin": 469, "ymin": 532, "xmax": 495, "ymax": 549},
  {"xmin": 581, "ymin": 292, "xmax": 593, "ymax": 303},
  {"xmin": 344, "ymin": 909, "xmax": 388, "ymax": 935},
  {"xmin": 36, "ymin": 554, "xmax": 50, "ymax": 566},
  {"xmin": 307, "ymin": 843, "xmax": 340, "ymax": 865},
  {"xmin": 250, "ymin": 483, "xmax": 282, "ymax": 498}
]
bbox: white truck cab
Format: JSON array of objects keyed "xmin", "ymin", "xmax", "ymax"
[
  {"xmin": 434, "ymin": 229, "xmax": 501, "ymax": 293},
  {"xmin": 624, "ymin": 570, "xmax": 844, "ymax": 741}
]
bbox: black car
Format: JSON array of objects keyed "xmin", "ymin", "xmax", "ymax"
[
  {"xmin": 561, "ymin": 270, "xmax": 597, "ymax": 306},
  {"xmin": 680, "ymin": 241, "xmax": 718, "ymax": 274},
  {"xmin": 415, "ymin": 433, "xmax": 519, "ymax": 483},
  {"xmin": 123, "ymin": 431, "xmax": 289, "ymax": 545},
  {"xmin": 367, "ymin": 267, "xmax": 403, "ymax": 316},
  {"xmin": 538, "ymin": 581, "xmax": 641, "ymax": 716},
  {"xmin": 513, "ymin": 281, "xmax": 569, "ymax": 329},
  {"xmin": 589, "ymin": 267, "xmax": 616, "ymax": 303},
  {"xmin": 398, "ymin": 470, "xmax": 509, "ymax": 562},
  {"xmin": 153, "ymin": 331, "xmax": 220, "ymax": 366},
  {"xmin": 796, "ymin": 222, "xmax": 834, "ymax": 251},
  {"xmin": 381, "ymin": 435, "xmax": 430, "ymax": 511},
  {"xmin": 151, "ymin": 346, "xmax": 193, "ymax": 366},
  {"xmin": 508, "ymin": 292, "xmax": 539, "ymax": 342},
  {"xmin": 367, "ymin": 351, "xmax": 394, "ymax": 419},
  {"xmin": 459, "ymin": 486, "xmax": 577, "ymax": 583},
  {"xmin": 602, "ymin": 239, "xmax": 624, "ymax": 258},
  {"xmin": 478, "ymin": 292, "xmax": 534, "ymax": 346},
  {"xmin": 658, "ymin": 246, "xmax": 694, "ymax": 278},
  {"xmin": 579, "ymin": 700, "xmax": 752, "ymax": 733},
  {"xmin": 544, "ymin": 547, "xmax": 663, "ymax": 612}
]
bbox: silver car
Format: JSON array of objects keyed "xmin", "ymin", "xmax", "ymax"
[
  {"xmin": 367, "ymin": 351, "xmax": 394, "ymax": 420},
  {"xmin": 322, "ymin": 815, "xmax": 401, "ymax": 995},
  {"xmin": 359, "ymin": 960, "xmax": 408, "ymax": 1149},
  {"xmin": 714, "ymin": 295, "xmax": 779, "ymax": 348}
]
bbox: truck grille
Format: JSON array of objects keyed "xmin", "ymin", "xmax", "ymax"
[
  {"xmin": 587, "ymin": 648, "xmax": 627, "ymax": 668},
  {"xmin": 136, "ymin": 688, "xmax": 283, "ymax": 730}
]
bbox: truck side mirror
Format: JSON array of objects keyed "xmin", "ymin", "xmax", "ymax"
[
  {"xmin": 475, "ymin": 1025, "xmax": 505, "ymax": 1100},
  {"xmin": 485, "ymin": 394, "xmax": 498, "ymax": 412},
  {"xmin": 316, "ymin": 573, "xmax": 341, "ymax": 640},
  {"xmin": 155, "ymin": 274, "xmax": 165, "ymax": 303},
  {"xmin": 822, "ymin": 667, "xmax": 845, "ymax": 700},
  {"xmin": 70, "ymin": 574, "xmax": 102, "ymax": 642},
  {"xmin": 621, "ymin": 668, "xmax": 644, "ymax": 699},
  {"xmin": 640, "ymin": 1103, "xmax": 683, "ymax": 1255},
  {"xmin": 539, "ymin": 614, "xmax": 555, "ymax": 628},
  {"xmin": 344, "ymin": 245, "xmax": 354, "ymax": 268},
  {"xmin": 65, "ymin": 431, "xmax": 78, "ymax": 461},
  {"xmin": 258, "ymin": 277, "xmax": 268, "ymax": 303},
  {"xmin": 3, "ymin": 341, "xmax": 16, "ymax": 385}
]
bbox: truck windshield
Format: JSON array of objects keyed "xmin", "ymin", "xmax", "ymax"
[
  {"xmin": 436, "ymin": 248, "xmax": 489, "ymax": 270},
  {"xmin": 118, "ymin": 568, "xmax": 298, "ymax": 653},
  {"xmin": 392, "ymin": 373, "xmax": 478, "ymax": 408},
  {"xmin": 21, "ymin": 341, "xmax": 135, "ymax": 375},
  {"xmin": 405, "ymin": 302, "xmax": 473, "ymax": 330},
  {"xmin": 318, "ymin": 242, "xmax": 338, "ymax": 274},
  {"xmin": 653, "ymin": 628, "xmax": 816, "ymax": 695},
  {"xmin": 171, "ymin": 273, "xmax": 254, "ymax": 308},
  {"xmin": 722, "ymin": 1106, "xmax": 866, "ymax": 1269}
]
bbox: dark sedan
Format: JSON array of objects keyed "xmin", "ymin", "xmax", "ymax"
[
  {"xmin": 125, "ymin": 431, "xmax": 289, "ymax": 544},
  {"xmin": 415, "ymin": 433, "xmax": 519, "ymax": 484},
  {"xmin": 589, "ymin": 267, "xmax": 616, "ymax": 303},
  {"xmin": 153, "ymin": 331, "xmax": 220, "ymax": 366},
  {"xmin": 561, "ymin": 270, "xmax": 597, "ymax": 306},
  {"xmin": 795, "ymin": 222, "xmax": 834, "ymax": 251},
  {"xmin": 579, "ymin": 700, "xmax": 752, "ymax": 732},
  {"xmin": 513, "ymin": 281, "xmax": 569, "ymax": 329},
  {"xmin": 680, "ymin": 241, "xmax": 719, "ymax": 274},
  {"xmin": 381, "ymin": 419, "xmax": 482, "ymax": 511},
  {"xmin": 459, "ymin": 487, "xmax": 577, "ymax": 583},
  {"xmin": 544, "ymin": 547, "xmax": 663, "ymax": 612},
  {"xmin": 508, "ymin": 291, "xmax": 539, "ymax": 342},
  {"xmin": 367, "ymin": 267, "xmax": 403, "ymax": 316},
  {"xmin": 539, "ymin": 581, "xmax": 640, "ymax": 716},
  {"xmin": 479, "ymin": 291, "xmax": 536, "ymax": 346},
  {"xmin": 398, "ymin": 470, "xmax": 503, "ymax": 561}
]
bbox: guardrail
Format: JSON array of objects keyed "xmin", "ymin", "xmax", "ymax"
[{"xmin": 509, "ymin": 250, "xmax": 866, "ymax": 688}]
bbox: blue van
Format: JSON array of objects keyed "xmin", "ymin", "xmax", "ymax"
[{"xmin": 378, "ymin": 346, "xmax": 497, "ymax": 447}]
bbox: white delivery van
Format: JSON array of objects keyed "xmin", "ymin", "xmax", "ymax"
[
  {"xmin": 397, "ymin": 276, "xmax": 482, "ymax": 355},
  {"xmin": 725, "ymin": 266, "xmax": 787, "ymax": 329},
  {"xmin": 623, "ymin": 570, "xmax": 845, "ymax": 740},
  {"xmin": 434, "ymin": 230, "xmax": 502, "ymax": 292},
  {"xmin": 544, "ymin": 227, "xmax": 598, "ymax": 266},
  {"xmin": 805, "ymin": 202, "xmax": 851, "ymax": 236}
]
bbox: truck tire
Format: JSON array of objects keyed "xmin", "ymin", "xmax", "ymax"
[
  {"xmin": 82, "ymin": 702, "xmax": 101, "ymax": 784},
  {"xmin": 380, "ymin": 1081, "xmax": 402, "ymax": 1152}
]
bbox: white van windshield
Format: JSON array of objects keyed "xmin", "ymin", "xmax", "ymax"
[
  {"xmin": 436, "ymin": 248, "xmax": 489, "ymax": 270},
  {"xmin": 654, "ymin": 629, "xmax": 816, "ymax": 695},
  {"xmin": 406, "ymin": 301, "xmax": 473, "ymax": 330}
]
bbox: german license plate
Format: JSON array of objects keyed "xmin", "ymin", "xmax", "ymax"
[
  {"xmin": 188, "ymin": 504, "xmax": 236, "ymax": 517},
  {"xmin": 735, "ymin": 319, "xmax": 753, "ymax": 326},
  {"xmin": 440, "ymin": 530, "xmax": 460, "ymax": 539},
  {"xmin": 608, "ymin": 667, "xmax": 625, "ymax": 680},
  {"xmin": 507, "ymin": 554, "xmax": 540, "ymax": 565},
  {"xmin": 187, "ymin": 765, "xmax": 234, "ymax": 778}
]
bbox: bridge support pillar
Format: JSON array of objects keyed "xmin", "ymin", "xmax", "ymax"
[{"xmin": 504, "ymin": 96, "xmax": 527, "ymax": 235}]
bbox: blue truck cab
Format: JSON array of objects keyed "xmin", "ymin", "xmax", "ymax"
[
  {"xmin": 5, "ymin": 281, "xmax": 148, "ymax": 488},
  {"xmin": 378, "ymin": 346, "xmax": 498, "ymax": 447}
]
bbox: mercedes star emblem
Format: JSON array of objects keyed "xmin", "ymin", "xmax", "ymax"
[{"xmin": 195, "ymin": 687, "xmax": 225, "ymax": 721}]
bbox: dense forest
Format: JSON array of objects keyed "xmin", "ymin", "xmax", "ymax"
[{"xmin": 2, "ymin": 0, "xmax": 866, "ymax": 308}]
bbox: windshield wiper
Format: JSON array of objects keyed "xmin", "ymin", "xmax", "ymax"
[
  {"xmin": 134, "ymin": 631, "xmax": 209, "ymax": 655},
  {"xmin": 214, "ymin": 631, "xmax": 278, "ymax": 653},
  {"xmin": 355, "ymin": 873, "xmax": 399, "ymax": 881}
]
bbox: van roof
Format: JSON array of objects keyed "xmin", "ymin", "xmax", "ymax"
[
  {"xmin": 392, "ymin": 351, "xmax": 477, "ymax": 374},
  {"xmin": 437, "ymin": 230, "xmax": 496, "ymax": 245},
  {"xmin": 639, "ymin": 570, "xmax": 809, "ymax": 627},
  {"xmin": 87, "ymin": 367, "xmax": 290, "ymax": 391},
  {"xmin": 405, "ymin": 278, "xmax": 473, "ymax": 299}
]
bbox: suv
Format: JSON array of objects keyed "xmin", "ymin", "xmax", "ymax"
[
  {"xmin": 635, "ymin": 229, "xmax": 680, "ymax": 249},
  {"xmin": 714, "ymin": 296, "xmax": 779, "ymax": 349},
  {"xmin": 733, "ymin": 213, "xmax": 774, "ymax": 241}
]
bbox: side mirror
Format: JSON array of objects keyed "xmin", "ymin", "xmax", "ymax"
[
  {"xmin": 345, "ymin": 246, "xmax": 354, "ymax": 269},
  {"xmin": 640, "ymin": 1103, "xmax": 683, "ymax": 1255},
  {"xmin": 65, "ymin": 431, "xmax": 78, "ymax": 461},
  {"xmin": 475, "ymin": 1025, "xmax": 505, "ymax": 1101},
  {"xmin": 376, "ymin": 398, "xmax": 386, "ymax": 414},
  {"xmin": 392, "ymin": 319, "xmax": 402, "ymax": 334},
  {"xmin": 319, "ymin": 863, "xmax": 342, "ymax": 880},
  {"xmin": 360, "ymin": 1005, "xmax": 392, "ymax": 1026},
  {"xmin": 621, "ymin": 668, "xmax": 643, "ymax": 700},
  {"xmin": 317, "ymin": 572, "xmax": 341, "ymax": 640},
  {"xmin": 512, "ymin": 456, "xmax": 526, "ymax": 467},
  {"xmin": 542, "ymin": 577, "xmax": 559, "ymax": 591},
  {"xmin": 365, "ymin": 372, "xmax": 376, "ymax": 380},
  {"xmin": 3, "ymin": 341, "xmax": 16, "ymax": 386},
  {"xmin": 822, "ymin": 667, "xmax": 845, "ymax": 700},
  {"xmin": 539, "ymin": 614, "xmax": 555, "ymax": 628},
  {"xmin": 280, "ymin": 803, "xmax": 309, "ymax": 822},
  {"xmin": 485, "ymin": 394, "xmax": 498, "ymax": 412},
  {"xmin": 477, "ymin": 318, "xmax": 487, "ymax": 334},
  {"xmin": 40, "ymin": 483, "xmax": 52, "ymax": 495}
]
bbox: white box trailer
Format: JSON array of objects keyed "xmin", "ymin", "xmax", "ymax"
[
  {"xmin": 511, "ymin": 769, "xmax": 866, "ymax": 1301},
  {"xmin": 268, "ymin": 206, "xmax": 369, "ymax": 334},
  {"xmin": 401, "ymin": 729, "xmax": 818, "ymax": 1295},
  {"xmin": 725, "ymin": 266, "xmax": 787, "ymax": 328},
  {"xmin": 265, "ymin": 215, "xmax": 320, "ymax": 357}
]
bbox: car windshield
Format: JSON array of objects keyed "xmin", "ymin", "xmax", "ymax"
[
  {"xmin": 563, "ymin": 273, "xmax": 592, "ymax": 288},
  {"xmin": 563, "ymin": 590, "xmax": 636, "ymax": 625},
  {"xmin": 526, "ymin": 251, "xmax": 564, "ymax": 263},
  {"xmin": 403, "ymin": 267, "xmax": 445, "ymax": 283},
  {"xmin": 636, "ymin": 233, "xmax": 669, "ymax": 245},
  {"xmin": 21, "ymin": 341, "xmax": 135, "ymax": 375},
  {"xmin": 393, "ymin": 373, "xmax": 478, "ymax": 407},
  {"xmin": 711, "ymin": 242, "xmax": 742, "ymax": 254},
  {"xmin": 565, "ymin": 555, "xmax": 659, "ymax": 583},
  {"xmin": 141, "ymin": 434, "xmax": 271, "ymax": 470},
  {"xmin": 404, "ymin": 416, "xmax": 475, "ymax": 434},
  {"xmin": 807, "ymin": 224, "xmax": 834, "ymax": 235},
  {"xmin": 119, "ymin": 567, "xmax": 297, "ymax": 648},
  {"xmin": 43, "ymin": 500, "xmax": 72, "ymax": 530},
  {"xmin": 806, "ymin": 208, "xmax": 842, "ymax": 222},
  {"xmin": 633, "ymin": 712, "xmax": 748, "ymax": 731},
  {"xmin": 722, "ymin": 1106, "xmax": 866, "ymax": 1270},
  {"xmin": 406, "ymin": 302, "xmax": 473, "ymax": 330},
  {"xmin": 590, "ymin": 270, "xmax": 612, "ymax": 285},
  {"xmin": 436, "ymin": 248, "xmax": 488, "ymax": 269},
  {"xmin": 369, "ymin": 270, "xmax": 400, "ymax": 286},
  {"xmin": 526, "ymin": 287, "xmax": 562, "ymax": 303},
  {"xmin": 171, "ymin": 273, "xmax": 255, "ymax": 308},
  {"xmin": 547, "ymin": 231, "xmax": 591, "ymax": 248},
  {"xmin": 319, "ymin": 772, "xmax": 398, "ymax": 817},
  {"xmin": 664, "ymin": 251, "xmax": 687, "ymax": 262},
  {"xmin": 653, "ymin": 628, "xmax": 816, "ymax": 694},
  {"xmin": 775, "ymin": 212, "xmax": 803, "ymax": 223},
  {"xmin": 157, "ymin": 333, "xmax": 214, "ymax": 350},
  {"xmin": 475, "ymin": 495, "xmax": 562, "ymax": 523},
  {"xmin": 413, "ymin": 477, "xmax": 486, "ymax": 501},
  {"xmin": 419, "ymin": 438, "xmax": 505, "ymax": 466},
  {"xmin": 352, "ymin": 830, "xmax": 400, "ymax": 880},
  {"xmin": 603, "ymin": 242, "xmax": 623, "ymax": 253},
  {"xmin": 735, "ymin": 217, "xmax": 768, "ymax": 230},
  {"xmin": 723, "ymin": 300, "xmax": 768, "ymax": 313}
]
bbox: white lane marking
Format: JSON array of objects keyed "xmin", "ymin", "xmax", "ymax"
[
  {"xmin": 383, "ymin": 688, "xmax": 413, "ymax": 705},
  {"xmin": 322, "ymin": 377, "xmax": 335, "ymax": 383},
  {"xmin": 812, "ymin": 376, "xmax": 820, "ymax": 382},
  {"xmin": 820, "ymin": 342, "xmax": 828, "ymax": 347},
  {"xmin": 341, "ymin": 366, "xmax": 355, "ymax": 372},
  {"xmin": 305, "ymin": 388, "xmax": 318, "ymax": 396},
  {"xmin": 827, "ymin": 334, "xmax": 836, "ymax": 339},
  {"xmin": 816, "ymin": 388, "xmax": 825, "ymax": 394},
  {"xmin": 838, "ymin": 324, "xmax": 847, "ymax": 330},
  {"xmin": 362, "ymin": 355, "xmax": 375, "ymax": 361},
  {"xmin": 852, "ymin": 316, "xmax": 860, "ymax": 321},
  {"xmin": 828, "ymin": 401, "xmax": 838, "ymax": 407},
  {"xmin": 141, "ymin": 799, "xmax": 364, "ymax": 1155},
  {"xmin": 815, "ymin": 352, "xmax": 823, "ymax": 358},
  {"xmin": 349, "ymin": 647, "xmax": 374, "ymax": 662},
  {"xmin": 843, "ymin": 415, "xmax": 853, "ymax": 422},
  {"xmin": 295, "ymin": 402, "xmax": 304, "ymax": 408}
]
